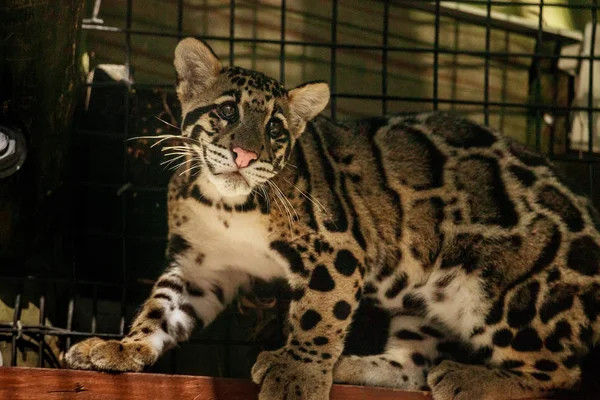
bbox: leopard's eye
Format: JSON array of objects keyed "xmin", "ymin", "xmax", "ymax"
[
  {"xmin": 267, "ymin": 119, "xmax": 283, "ymax": 138},
  {"xmin": 218, "ymin": 102, "xmax": 238, "ymax": 121}
]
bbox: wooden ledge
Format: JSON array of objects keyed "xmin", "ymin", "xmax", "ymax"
[{"xmin": 0, "ymin": 367, "xmax": 432, "ymax": 400}]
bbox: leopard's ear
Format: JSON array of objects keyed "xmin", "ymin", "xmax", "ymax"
[
  {"xmin": 174, "ymin": 38, "xmax": 222, "ymax": 101},
  {"xmin": 287, "ymin": 81, "xmax": 330, "ymax": 122}
]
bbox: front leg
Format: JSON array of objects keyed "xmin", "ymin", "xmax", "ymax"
[
  {"xmin": 66, "ymin": 260, "xmax": 248, "ymax": 372},
  {"xmin": 252, "ymin": 240, "xmax": 364, "ymax": 400}
]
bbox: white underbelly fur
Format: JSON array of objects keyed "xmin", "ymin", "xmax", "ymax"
[{"xmin": 177, "ymin": 198, "xmax": 286, "ymax": 282}]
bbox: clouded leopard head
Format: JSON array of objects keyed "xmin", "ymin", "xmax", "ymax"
[{"xmin": 173, "ymin": 37, "xmax": 330, "ymax": 197}]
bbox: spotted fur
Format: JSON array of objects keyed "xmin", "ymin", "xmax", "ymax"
[{"xmin": 66, "ymin": 38, "xmax": 600, "ymax": 400}]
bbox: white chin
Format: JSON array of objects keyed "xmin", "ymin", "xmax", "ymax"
[{"xmin": 208, "ymin": 172, "xmax": 253, "ymax": 197}]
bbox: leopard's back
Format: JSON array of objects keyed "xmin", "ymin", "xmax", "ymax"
[{"xmin": 302, "ymin": 112, "xmax": 600, "ymax": 344}]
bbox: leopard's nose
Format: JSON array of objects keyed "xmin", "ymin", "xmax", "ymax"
[{"xmin": 232, "ymin": 146, "xmax": 258, "ymax": 169}]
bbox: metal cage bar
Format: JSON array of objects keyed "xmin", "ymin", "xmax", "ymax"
[
  {"xmin": 588, "ymin": 3, "xmax": 598, "ymax": 199},
  {"xmin": 483, "ymin": 0, "xmax": 492, "ymax": 125},
  {"xmin": 382, "ymin": 1, "xmax": 390, "ymax": 115},
  {"xmin": 119, "ymin": 0, "xmax": 133, "ymax": 338},
  {"xmin": 433, "ymin": 0, "xmax": 441, "ymax": 111},
  {"xmin": 535, "ymin": 0, "xmax": 545, "ymax": 152},
  {"xmin": 37, "ymin": 292, "xmax": 46, "ymax": 368},
  {"xmin": 72, "ymin": 30, "xmax": 600, "ymax": 62},
  {"xmin": 229, "ymin": 0, "xmax": 235, "ymax": 66},
  {"xmin": 3, "ymin": 0, "xmax": 599, "ymax": 379},
  {"xmin": 280, "ymin": 0, "xmax": 286, "ymax": 86},
  {"xmin": 10, "ymin": 281, "xmax": 22, "ymax": 366},
  {"xmin": 330, "ymin": 0, "xmax": 338, "ymax": 120}
]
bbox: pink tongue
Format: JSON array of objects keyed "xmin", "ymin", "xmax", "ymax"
[{"xmin": 233, "ymin": 147, "xmax": 258, "ymax": 168}]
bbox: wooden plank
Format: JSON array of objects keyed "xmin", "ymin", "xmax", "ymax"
[{"xmin": 0, "ymin": 367, "xmax": 433, "ymax": 400}]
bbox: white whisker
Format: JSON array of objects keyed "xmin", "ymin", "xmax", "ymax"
[
  {"xmin": 268, "ymin": 181, "xmax": 297, "ymax": 232},
  {"xmin": 126, "ymin": 134, "xmax": 180, "ymax": 147},
  {"xmin": 167, "ymin": 157, "xmax": 196, "ymax": 172},
  {"xmin": 244, "ymin": 171, "xmax": 272, "ymax": 183},
  {"xmin": 160, "ymin": 155, "xmax": 185, "ymax": 166},
  {"xmin": 273, "ymin": 182, "xmax": 298, "ymax": 221},
  {"xmin": 265, "ymin": 184, "xmax": 285, "ymax": 221},
  {"xmin": 127, "ymin": 133, "xmax": 209, "ymax": 148},
  {"xmin": 282, "ymin": 177, "xmax": 331, "ymax": 219},
  {"xmin": 260, "ymin": 185, "xmax": 271, "ymax": 211},
  {"xmin": 154, "ymin": 116, "xmax": 180, "ymax": 130},
  {"xmin": 162, "ymin": 151, "xmax": 194, "ymax": 158},
  {"xmin": 161, "ymin": 146, "xmax": 192, "ymax": 152},
  {"xmin": 179, "ymin": 161, "xmax": 204, "ymax": 176},
  {"xmin": 268, "ymin": 182, "xmax": 292, "ymax": 230}
]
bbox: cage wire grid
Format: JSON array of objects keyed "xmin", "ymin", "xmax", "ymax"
[{"xmin": 1, "ymin": 0, "xmax": 599, "ymax": 379}]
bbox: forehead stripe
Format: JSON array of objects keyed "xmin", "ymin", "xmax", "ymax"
[
  {"xmin": 220, "ymin": 89, "xmax": 240, "ymax": 99},
  {"xmin": 272, "ymin": 106, "xmax": 283, "ymax": 116},
  {"xmin": 182, "ymin": 104, "xmax": 215, "ymax": 130},
  {"xmin": 283, "ymin": 129, "xmax": 292, "ymax": 162}
]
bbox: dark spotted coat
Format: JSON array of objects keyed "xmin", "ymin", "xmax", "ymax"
[{"xmin": 66, "ymin": 37, "xmax": 600, "ymax": 400}]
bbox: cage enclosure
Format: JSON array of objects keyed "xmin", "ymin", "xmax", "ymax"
[{"xmin": 1, "ymin": 0, "xmax": 599, "ymax": 398}]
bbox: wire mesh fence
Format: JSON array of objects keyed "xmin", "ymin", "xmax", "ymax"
[{"xmin": 1, "ymin": 0, "xmax": 599, "ymax": 379}]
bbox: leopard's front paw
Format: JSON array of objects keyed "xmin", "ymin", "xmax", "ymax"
[
  {"xmin": 428, "ymin": 360, "xmax": 513, "ymax": 400},
  {"xmin": 252, "ymin": 349, "xmax": 333, "ymax": 400},
  {"xmin": 65, "ymin": 337, "xmax": 156, "ymax": 372},
  {"xmin": 64, "ymin": 337, "xmax": 104, "ymax": 370}
]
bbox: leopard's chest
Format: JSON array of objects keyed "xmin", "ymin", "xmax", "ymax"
[{"xmin": 178, "ymin": 198, "xmax": 286, "ymax": 281}]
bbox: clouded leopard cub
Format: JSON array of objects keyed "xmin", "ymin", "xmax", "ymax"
[{"xmin": 66, "ymin": 37, "xmax": 600, "ymax": 400}]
